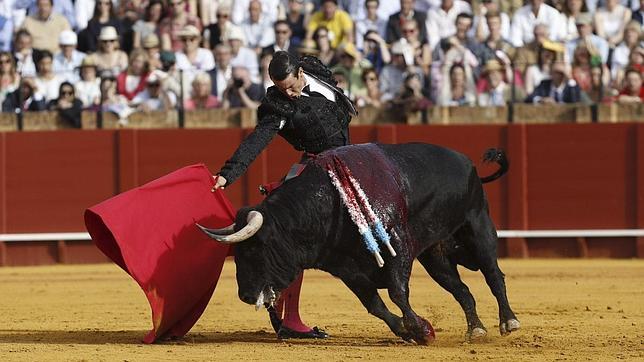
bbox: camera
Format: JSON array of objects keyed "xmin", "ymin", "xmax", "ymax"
[{"xmin": 233, "ymin": 78, "xmax": 244, "ymax": 88}]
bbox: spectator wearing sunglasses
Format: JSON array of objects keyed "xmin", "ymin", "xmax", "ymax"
[
  {"xmin": 93, "ymin": 26, "xmax": 129, "ymax": 75},
  {"xmin": 203, "ymin": 5, "xmax": 233, "ymax": 50},
  {"xmin": 159, "ymin": 0, "xmax": 202, "ymax": 52},
  {"xmin": 47, "ymin": 81, "xmax": 83, "ymax": 128},
  {"xmin": 175, "ymin": 25, "xmax": 215, "ymax": 77},
  {"xmin": 0, "ymin": 51, "xmax": 20, "ymax": 106},
  {"xmin": 355, "ymin": 67, "xmax": 384, "ymax": 108},
  {"xmin": 262, "ymin": 20, "xmax": 299, "ymax": 58}
]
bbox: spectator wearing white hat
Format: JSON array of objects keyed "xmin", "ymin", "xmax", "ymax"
[
  {"xmin": 20, "ymin": 0, "xmax": 71, "ymax": 53},
  {"xmin": 227, "ymin": 25, "xmax": 259, "ymax": 83},
  {"xmin": 93, "ymin": 26, "xmax": 129, "ymax": 74},
  {"xmin": 76, "ymin": 0, "xmax": 123, "ymax": 53},
  {"xmin": 158, "ymin": 0, "xmax": 202, "ymax": 52},
  {"xmin": 175, "ymin": 25, "xmax": 215, "ymax": 73},
  {"xmin": 53, "ymin": 30, "xmax": 86, "ymax": 82}
]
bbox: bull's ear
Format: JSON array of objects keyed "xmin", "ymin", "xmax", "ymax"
[{"xmin": 196, "ymin": 211, "xmax": 263, "ymax": 244}]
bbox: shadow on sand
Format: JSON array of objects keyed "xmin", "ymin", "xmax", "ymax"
[{"xmin": 0, "ymin": 329, "xmax": 418, "ymax": 347}]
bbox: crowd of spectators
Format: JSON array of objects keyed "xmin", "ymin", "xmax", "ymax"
[{"xmin": 0, "ymin": 0, "xmax": 642, "ymax": 127}]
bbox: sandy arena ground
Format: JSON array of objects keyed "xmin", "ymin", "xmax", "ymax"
[{"xmin": 0, "ymin": 259, "xmax": 642, "ymax": 361}]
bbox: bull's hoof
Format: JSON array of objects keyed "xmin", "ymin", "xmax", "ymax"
[
  {"xmin": 499, "ymin": 318, "xmax": 521, "ymax": 336},
  {"xmin": 277, "ymin": 325, "xmax": 329, "ymax": 339},
  {"xmin": 411, "ymin": 317, "xmax": 436, "ymax": 345},
  {"xmin": 466, "ymin": 327, "xmax": 488, "ymax": 341}
]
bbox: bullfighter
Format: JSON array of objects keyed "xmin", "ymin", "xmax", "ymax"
[{"xmin": 212, "ymin": 50, "xmax": 357, "ymax": 339}]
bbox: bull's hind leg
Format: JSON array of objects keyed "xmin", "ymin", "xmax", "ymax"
[
  {"xmin": 457, "ymin": 210, "xmax": 520, "ymax": 336},
  {"xmin": 417, "ymin": 248, "xmax": 487, "ymax": 341}
]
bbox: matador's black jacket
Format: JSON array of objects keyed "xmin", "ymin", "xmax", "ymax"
[{"xmin": 218, "ymin": 56, "xmax": 357, "ymax": 185}]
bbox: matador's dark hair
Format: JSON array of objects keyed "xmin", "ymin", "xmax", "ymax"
[{"xmin": 268, "ymin": 51, "xmax": 301, "ymax": 81}]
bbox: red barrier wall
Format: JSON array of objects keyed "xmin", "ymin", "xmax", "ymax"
[{"xmin": 0, "ymin": 123, "xmax": 642, "ymax": 265}]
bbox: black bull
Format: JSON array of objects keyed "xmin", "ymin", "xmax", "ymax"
[{"xmin": 199, "ymin": 143, "xmax": 520, "ymax": 344}]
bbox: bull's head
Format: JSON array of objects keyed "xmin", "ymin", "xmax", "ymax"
[{"xmin": 197, "ymin": 207, "xmax": 300, "ymax": 310}]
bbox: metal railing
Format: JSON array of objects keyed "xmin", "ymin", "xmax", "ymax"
[{"xmin": 1, "ymin": 229, "xmax": 643, "ymax": 242}]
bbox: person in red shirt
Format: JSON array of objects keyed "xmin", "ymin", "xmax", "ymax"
[{"xmin": 617, "ymin": 67, "xmax": 644, "ymax": 103}]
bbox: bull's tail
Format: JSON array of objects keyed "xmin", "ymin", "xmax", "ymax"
[{"xmin": 479, "ymin": 148, "xmax": 509, "ymax": 184}]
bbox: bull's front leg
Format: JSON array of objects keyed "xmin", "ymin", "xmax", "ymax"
[
  {"xmin": 386, "ymin": 258, "xmax": 436, "ymax": 345},
  {"xmin": 325, "ymin": 257, "xmax": 411, "ymax": 341}
]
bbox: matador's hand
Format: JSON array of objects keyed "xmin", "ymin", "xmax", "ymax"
[{"xmin": 212, "ymin": 175, "xmax": 227, "ymax": 192}]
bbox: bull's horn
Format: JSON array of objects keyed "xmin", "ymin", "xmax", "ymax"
[
  {"xmin": 197, "ymin": 211, "xmax": 264, "ymax": 244},
  {"xmin": 203, "ymin": 223, "xmax": 236, "ymax": 235}
]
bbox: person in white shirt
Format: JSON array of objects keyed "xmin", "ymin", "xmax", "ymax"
[
  {"xmin": 611, "ymin": 21, "xmax": 643, "ymax": 84},
  {"xmin": 426, "ymin": 0, "xmax": 472, "ymax": 51},
  {"xmin": 472, "ymin": 0, "xmax": 510, "ymax": 42},
  {"xmin": 478, "ymin": 60, "xmax": 507, "ymax": 106},
  {"xmin": 231, "ymin": 0, "xmax": 281, "ymax": 25},
  {"xmin": 53, "ymin": 30, "xmax": 86, "ymax": 82},
  {"xmin": 510, "ymin": 0, "xmax": 566, "ymax": 47},
  {"xmin": 355, "ymin": 0, "xmax": 387, "ymax": 50},
  {"xmin": 594, "ymin": 0, "xmax": 632, "ymax": 48},
  {"xmin": 240, "ymin": 0, "xmax": 275, "ymax": 55},
  {"xmin": 14, "ymin": 29, "xmax": 37, "ymax": 77},
  {"xmin": 34, "ymin": 50, "xmax": 63, "ymax": 102},
  {"xmin": 227, "ymin": 25, "xmax": 260, "ymax": 83},
  {"xmin": 175, "ymin": 25, "xmax": 216, "ymax": 73},
  {"xmin": 208, "ymin": 43, "xmax": 233, "ymax": 100},
  {"xmin": 74, "ymin": 56, "xmax": 101, "ymax": 108},
  {"xmin": 130, "ymin": 72, "xmax": 176, "ymax": 112}
]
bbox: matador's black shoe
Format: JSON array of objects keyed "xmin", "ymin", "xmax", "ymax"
[{"xmin": 277, "ymin": 325, "xmax": 329, "ymax": 339}]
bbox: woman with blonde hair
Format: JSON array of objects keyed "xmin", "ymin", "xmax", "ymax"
[
  {"xmin": 116, "ymin": 48, "xmax": 150, "ymax": 101},
  {"xmin": 0, "ymin": 51, "xmax": 20, "ymax": 106},
  {"xmin": 595, "ymin": 0, "xmax": 632, "ymax": 48},
  {"xmin": 184, "ymin": 71, "xmax": 219, "ymax": 110},
  {"xmin": 572, "ymin": 42, "xmax": 608, "ymax": 92}
]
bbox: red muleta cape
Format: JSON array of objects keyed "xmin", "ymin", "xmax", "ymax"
[{"xmin": 84, "ymin": 164, "xmax": 235, "ymax": 343}]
